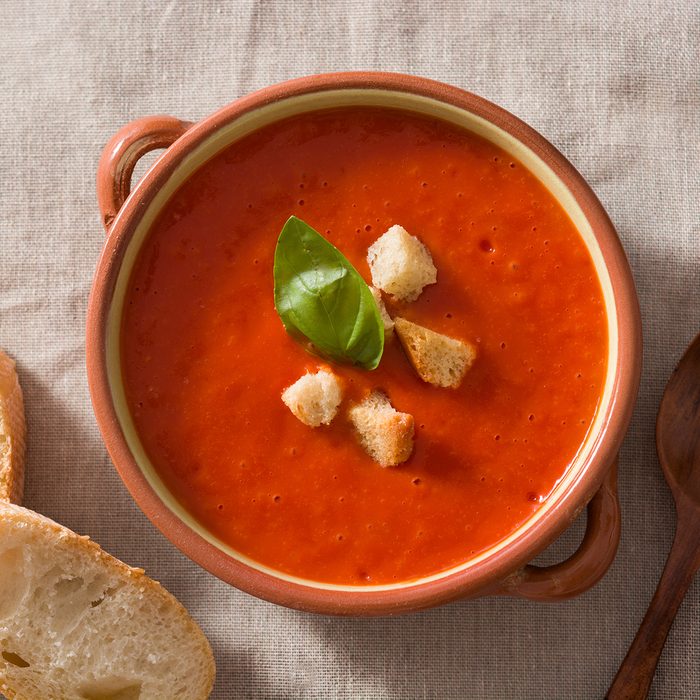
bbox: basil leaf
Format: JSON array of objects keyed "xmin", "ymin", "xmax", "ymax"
[{"xmin": 273, "ymin": 216, "xmax": 384, "ymax": 370}]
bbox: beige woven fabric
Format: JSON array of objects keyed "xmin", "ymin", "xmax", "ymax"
[{"xmin": 2, "ymin": 1, "xmax": 699, "ymax": 698}]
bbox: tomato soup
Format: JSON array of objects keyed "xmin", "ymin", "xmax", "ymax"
[{"xmin": 121, "ymin": 108, "xmax": 607, "ymax": 585}]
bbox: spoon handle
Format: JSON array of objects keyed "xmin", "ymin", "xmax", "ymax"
[{"xmin": 607, "ymin": 520, "xmax": 700, "ymax": 699}]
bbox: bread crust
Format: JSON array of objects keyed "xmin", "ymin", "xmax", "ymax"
[{"xmin": 0, "ymin": 351, "xmax": 26, "ymax": 505}]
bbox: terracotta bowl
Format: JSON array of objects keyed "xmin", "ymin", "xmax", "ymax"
[{"xmin": 87, "ymin": 72, "xmax": 642, "ymax": 616}]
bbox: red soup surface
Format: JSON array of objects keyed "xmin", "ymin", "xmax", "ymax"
[{"xmin": 121, "ymin": 107, "xmax": 607, "ymax": 586}]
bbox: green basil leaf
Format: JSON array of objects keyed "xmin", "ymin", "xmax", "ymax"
[{"xmin": 273, "ymin": 216, "xmax": 384, "ymax": 370}]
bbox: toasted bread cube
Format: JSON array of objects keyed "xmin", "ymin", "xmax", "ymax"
[
  {"xmin": 347, "ymin": 391, "xmax": 414, "ymax": 467},
  {"xmin": 394, "ymin": 317, "xmax": 476, "ymax": 389},
  {"xmin": 367, "ymin": 225, "xmax": 437, "ymax": 302},
  {"xmin": 370, "ymin": 286, "xmax": 394, "ymax": 337},
  {"xmin": 282, "ymin": 369, "xmax": 343, "ymax": 427}
]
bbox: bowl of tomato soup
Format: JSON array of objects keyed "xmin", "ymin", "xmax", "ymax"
[{"xmin": 88, "ymin": 73, "xmax": 641, "ymax": 615}]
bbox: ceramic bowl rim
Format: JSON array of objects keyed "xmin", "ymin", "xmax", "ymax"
[{"xmin": 86, "ymin": 71, "xmax": 642, "ymax": 615}]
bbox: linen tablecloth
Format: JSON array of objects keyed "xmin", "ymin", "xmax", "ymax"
[{"xmin": 2, "ymin": 2, "xmax": 699, "ymax": 698}]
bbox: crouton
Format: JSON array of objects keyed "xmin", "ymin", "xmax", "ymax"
[
  {"xmin": 282, "ymin": 369, "xmax": 343, "ymax": 427},
  {"xmin": 394, "ymin": 317, "xmax": 476, "ymax": 389},
  {"xmin": 370, "ymin": 286, "xmax": 394, "ymax": 337},
  {"xmin": 367, "ymin": 225, "xmax": 437, "ymax": 302},
  {"xmin": 347, "ymin": 391, "xmax": 414, "ymax": 467}
]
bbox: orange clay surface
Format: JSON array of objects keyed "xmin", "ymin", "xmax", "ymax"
[{"xmin": 121, "ymin": 108, "xmax": 607, "ymax": 585}]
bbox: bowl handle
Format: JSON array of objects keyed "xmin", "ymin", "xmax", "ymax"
[
  {"xmin": 494, "ymin": 458, "xmax": 620, "ymax": 600},
  {"xmin": 96, "ymin": 115, "xmax": 193, "ymax": 232}
]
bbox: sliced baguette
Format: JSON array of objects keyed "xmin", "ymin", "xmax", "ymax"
[
  {"xmin": 394, "ymin": 317, "xmax": 476, "ymax": 389},
  {"xmin": 347, "ymin": 391, "xmax": 414, "ymax": 467},
  {"xmin": 0, "ymin": 502, "xmax": 215, "ymax": 700},
  {"xmin": 0, "ymin": 351, "xmax": 26, "ymax": 504}
]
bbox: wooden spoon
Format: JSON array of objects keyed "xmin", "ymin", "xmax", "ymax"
[{"xmin": 607, "ymin": 331, "xmax": 700, "ymax": 699}]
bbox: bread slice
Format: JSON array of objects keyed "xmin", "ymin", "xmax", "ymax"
[
  {"xmin": 0, "ymin": 502, "xmax": 215, "ymax": 700},
  {"xmin": 367, "ymin": 225, "xmax": 437, "ymax": 302},
  {"xmin": 370, "ymin": 287, "xmax": 394, "ymax": 338},
  {"xmin": 282, "ymin": 368, "xmax": 343, "ymax": 427},
  {"xmin": 0, "ymin": 351, "xmax": 26, "ymax": 504},
  {"xmin": 347, "ymin": 391, "xmax": 414, "ymax": 467},
  {"xmin": 394, "ymin": 317, "xmax": 476, "ymax": 389}
]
